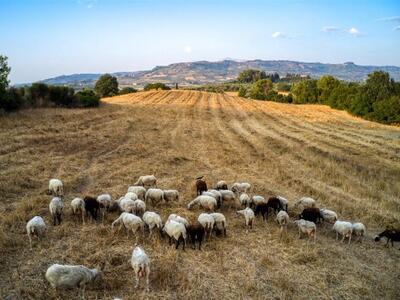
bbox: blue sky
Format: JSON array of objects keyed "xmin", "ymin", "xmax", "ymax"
[{"xmin": 0, "ymin": 0, "xmax": 399, "ymax": 83}]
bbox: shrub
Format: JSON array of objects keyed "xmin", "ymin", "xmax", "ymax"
[
  {"xmin": 74, "ymin": 89, "xmax": 100, "ymax": 107},
  {"xmin": 248, "ymin": 79, "xmax": 273, "ymax": 100},
  {"xmin": 48, "ymin": 85, "xmax": 75, "ymax": 107},
  {"xmin": 143, "ymin": 83, "xmax": 171, "ymax": 91},
  {"xmin": 291, "ymin": 79, "xmax": 318, "ymax": 104},
  {"xmin": 237, "ymin": 69, "xmax": 267, "ymax": 83},
  {"xmin": 0, "ymin": 87, "xmax": 24, "ymax": 111},
  {"xmin": 238, "ymin": 86, "xmax": 247, "ymax": 97},
  {"xmin": 276, "ymin": 82, "xmax": 291, "ymax": 92},
  {"xmin": 119, "ymin": 87, "xmax": 138, "ymax": 95},
  {"xmin": 95, "ymin": 74, "xmax": 119, "ymax": 97},
  {"xmin": 317, "ymin": 75, "xmax": 340, "ymax": 103}
]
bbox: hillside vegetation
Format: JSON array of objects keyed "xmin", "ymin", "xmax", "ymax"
[{"xmin": 0, "ymin": 90, "xmax": 399, "ymax": 299}]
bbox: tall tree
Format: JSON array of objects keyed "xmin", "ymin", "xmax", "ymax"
[
  {"xmin": 317, "ymin": 75, "xmax": 340, "ymax": 103},
  {"xmin": 95, "ymin": 74, "xmax": 119, "ymax": 97},
  {"xmin": 291, "ymin": 79, "xmax": 318, "ymax": 104},
  {"xmin": 0, "ymin": 55, "xmax": 11, "ymax": 95}
]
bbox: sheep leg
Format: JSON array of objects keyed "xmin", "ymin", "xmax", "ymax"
[
  {"xmin": 348, "ymin": 234, "xmax": 352, "ymax": 245},
  {"xmin": 134, "ymin": 273, "xmax": 139, "ymax": 289},
  {"xmin": 298, "ymin": 228, "xmax": 302, "ymax": 239},
  {"xmin": 146, "ymin": 268, "xmax": 150, "ymax": 292},
  {"xmin": 336, "ymin": 232, "xmax": 339, "ymax": 241}
]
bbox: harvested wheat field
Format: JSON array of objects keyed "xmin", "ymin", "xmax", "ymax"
[{"xmin": 1, "ymin": 90, "xmax": 400, "ymax": 300}]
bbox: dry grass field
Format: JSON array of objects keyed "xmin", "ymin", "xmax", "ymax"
[{"xmin": 1, "ymin": 90, "xmax": 399, "ymax": 300}]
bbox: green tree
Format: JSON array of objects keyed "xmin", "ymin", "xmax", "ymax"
[
  {"xmin": 143, "ymin": 83, "xmax": 171, "ymax": 91},
  {"xmin": 237, "ymin": 69, "xmax": 267, "ymax": 83},
  {"xmin": 276, "ymin": 82, "xmax": 291, "ymax": 92},
  {"xmin": 0, "ymin": 55, "xmax": 12, "ymax": 110},
  {"xmin": 238, "ymin": 86, "xmax": 247, "ymax": 97},
  {"xmin": 249, "ymin": 79, "xmax": 273, "ymax": 100},
  {"xmin": 29, "ymin": 83, "xmax": 49, "ymax": 106},
  {"xmin": 317, "ymin": 75, "xmax": 340, "ymax": 103},
  {"xmin": 119, "ymin": 87, "xmax": 138, "ymax": 95},
  {"xmin": 95, "ymin": 74, "xmax": 119, "ymax": 97},
  {"xmin": 371, "ymin": 96, "xmax": 400, "ymax": 123},
  {"xmin": 75, "ymin": 89, "xmax": 100, "ymax": 107},
  {"xmin": 291, "ymin": 79, "xmax": 318, "ymax": 104}
]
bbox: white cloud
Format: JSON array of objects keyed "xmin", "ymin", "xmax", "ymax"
[
  {"xmin": 347, "ymin": 27, "xmax": 361, "ymax": 37},
  {"xmin": 271, "ymin": 32, "xmax": 286, "ymax": 38},
  {"xmin": 321, "ymin": 26, "xmax": 341, "ymax": 32},
  {"xmin": 376, "ymin": 16, "xmax": 400, "ymax": 22},
  {"xmin": 184, "ymin": 46, "xmax": 192, "ymax": 54}
]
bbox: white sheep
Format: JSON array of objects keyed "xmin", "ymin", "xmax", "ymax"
[
  {"xmin": 142, "ymin": 212, "xmax": 163, "ymax": 237},
  {"xmin": 332, "ymin": 221, "xmax": 353, "ymax": 244},
  {"xmin": 236, "ymin": 208, "xmax": 254, "ymax": 233},
  {"xmin": 167, "ymin": 214, "xmax": 189, "ymax": 227},
  {"xmin": 45, "ymin": 264, "xmax": 101, "ymax": 299},
  {"xmin": 112, "ymin": 212, "xmax": 144, "ymax": 242},
  {"xmin": 163, "ymin": 190, "xmax": 179, "ymax": 202},
  {"xmin": 216, "ymin": 180, "xmax": 228, "ymax": 190},
  {"xmin": 163, "ymin": 220, "xmax": 187, "ymax": 250},
  {"xmin": 210, "ymin": 213, "xmax": 227, "ymax": 236},
  {"xmin": 294, "ymin": 197, "xmax": 316, "ymax": 210},
  {"xmin": 49, "ymin": 197, "xmax": 64, "ymax": 226},
  {"xmin": 48, "ymin": 178, "xmax": 63, "ymax": 196},
  {"xmin": 131, "ymin": 246, "xmax": 150, "ymax": 291},
  {"xmin": 125, "ymin": 192, "xmax": 138, "ymax": 201},
  {"xmin": 219, "ymin": 189, "xmax": 236, "ymax": 208},
  {"xmin": 276, "ymin": 210, "xmax": 290, "ymax": 237},
  {"xmin": 239, "ymin": 193, "xmax": 251, "ymax": 207},
  {"xmin": 294, "ymin": 219, "xmax": 316, "ymax": 243},
  {"xmin": 231, "ymin": 182, "xmax": 251, "ymax": 195},
  {"xmin": 197, "ymin": 213, "xmax": 215, "ymax": 240},
  {"xmin": 187, "ymin": 195, "xmax": 217, "ymax": 211},
  {"xmin": 276, "ymin": 196, "xmax": 289, "ymax": 212},
  {"xmin": 71, "ymin": 197, "xmax": 85, "ymax": 223},
  {"xmin": 127, "ymin": 186, "xmax": 146, "ymax": 200},
  {"xmin": 26, "ymin": 216, "xmax": 46, "ymax": 249},
  {"xmin": 133, "ymin": 199, "xmax": 146, "ymax": 216},
  {"xmin": 203, "ymin": 190, "xmax": 222, "ymax": 208},
  {"xmin": 134, "ymin": 175, "xmax": 157, "ymax": 189},
  {"xmin": 320, "ymin": 208, "xmax": 338, "ymax": 224},
  {"xmin": 145, "ymin": 188, "xmax": 164, "ymax": 206},
  {"xmin": 251, "ymin": 195, "xmax": 267, "ymax": 206},
  {"xmin": 119, "ymin": 197, "xmax": 136, "ymax": 213},
  {"xmin": 352, "ymin": 222, "xmax": 366, "ymax": 243},
  {"xmin": 97, "ymin": 194, "xmax": 112, "ymax": 221}
]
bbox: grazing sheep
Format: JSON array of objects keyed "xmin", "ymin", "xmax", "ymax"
[
  {"xmin": 239, "ymin": 193, "xmax": 251, "ymax": 207},
  {"xmin": 45, "ymin": 264, "xmax": 101, "ymax": 299},
  {"xmin": 210, "ymin": 213, "xmax": 227, "ymax": 237},
  {"xmin": 48, "ymin": 179, "xmax": 63, "ymax": 196},
  {"xmin": 276, "ymin": 210, "xmax": 290, "ymax": 237},
  {"xmin": 320, "ymin": 209, "xmax": 338, "ymax": 224},
  {"xmin": 97, "ymin": 194, "xmax": 112, "ymax": 221},
  {"xmin": 163, "ymin": 220, "xmax": 187, "ymax": 250},
  {"xmin": 119, "ymin": 197, "xmax": 136, "ymax": 213},
  {"xmin": 133, "ymin": 199, "xmax": 146, "ymax": 216},
  {"xmin": 219, "ymin": 189, "xmax": 236, "ymax": 208},
  {"xmin": 127, "ymin": 186, "xmax": 146, "ymax": 200},
  {"xmin": 163, "ymin": 190, "xmax": 179, "ymax": 202},
  {"xmin": 186, "ymin": 222, "xmax": 205, "ymax": 250},
  {"xmin": 145, "ymin": 189, "xmax": 164, "ymax": 206},
  {"xmin": 294, "ymin": 219, "xmax": 317, "ymax": 243},
  {"xmin": 134, "ymin": 175, "xmax": 157, "ymax": 189},
  {"xmin": 203, "ymin": 190, "xmax": 223, "ymax": 208},
  {"xmin": 108, "ymin": 200, "xmax": 121, "ymax": 213},
  {"xmin": 352, "ymin": 222, "xmax": 366, "ymax": 243},
  {"xmin": 84, "ymin": 196, "xmax": 100, "ymax": 221},
  {"xmin": 332, "ymin": 221, "xmax": 353, "ymax": 244},
  {"xmin": 236, "ymin": 208, "xmax": 255, "ymax": 232},
  {"xmin": 167, "ymin": 214, "xmax": 189, "ymax": 227},
  {"xmin": 294, "ymin": 197, "xmax": 316, "ymax": 210},
  {"xmin": 266, "ymin": 197, "xmax": 283, "ymax": 215},
  {"xmin": 49, "ymin": 197, "xmax": 64, "ymax": 226},
  {"xmin": 254, "ymin": 198, "xmax": 282, "ymax": 223},
  {"xmin": 26, "ymin": 216, "xmax": 46, "ymax": 249},
  {"xmin": 131, "ymin": 246, "xmax": 150, "ymax": 291},
  {"xmin": 231, "ymin": 182, "xmax": 251, "ymax": 196},
  {"xmin": 125, "ymin": 192, "xmax": 138, "ymax": 201},
  {"xmin": 187, "ymin": 195, "xmax": 217, "ymax": 211},
  {"xmin": 276, "ymin": 196, "xmax": 288, "ymax": 212},
  {"xmin": 375, "ymin": 227, "xmax": 400, "ymax": 249},
  {"xmin": 197, "ymin": 213, "xmax": 215, "ymax": 240},
  {"xmin": 112, "ymin": 212, "xmax": 144, "ymax": 242},
  {"xmin": 71, "ymin": 197, "xmax": 85, "ymax": 223},
  {"xmin": 299, "ymin": 207, "xmax": 322, "ymax": 224},
  {"xmin": 196, "ymin": 178, "xmax": 208, "ymax": 196},
  {"xmin": 216, "ymin": 180, "xmax": 228, "ymax": 190},
  {"xmin": 251, "ymin": 195, "xmax": 267, "ymax": 207},
  {"xmin": 142, "ymin": 212, "xmax": 163, "ymax": 237}
]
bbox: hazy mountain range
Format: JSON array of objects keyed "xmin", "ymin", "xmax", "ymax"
[{"xmin": 39, "ymin": 59, "xmax": 400, "ymax": 88}]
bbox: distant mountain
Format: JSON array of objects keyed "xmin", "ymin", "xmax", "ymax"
[{"xmin": 39, "ymin": 59, "xmax": 400, "ymax": 88}]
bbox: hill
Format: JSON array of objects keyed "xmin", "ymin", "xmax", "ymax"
[
  {"xmin": 0, "ymin": 90, "xmax": 399, "ymax": 299},
  {"xmin": 39, "ymin": 60, "xmax": 400, "ymax": 88}
]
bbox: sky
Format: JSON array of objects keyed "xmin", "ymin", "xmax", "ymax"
[{"xmin": 0, "ymin": 0, "xmax": 399, "ymax": 84}]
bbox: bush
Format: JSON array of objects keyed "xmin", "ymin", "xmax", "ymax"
[
  {"xmin": 248, "ymin": 79, "xmax": 273, "ymax": 100},
  {"xmin": 238, "ymin": 86, "xmax": 247, "ymax": 97},
  {"xmin": 291, "ymin": 79, "xmax": 318, "ymax": 104},
  {"xmin": 119, "ymin": 87, "xmax": 138, "ymax": 95},
  {"xmin": 48, "ymin": 85, "xmax": 75, "ymax": 107},
  {"xmin": 276, "ymin": 82, "xmax": 291, "ymax": 92},
  {"xmin": 74, "ymin": 89, "xmax": 100, "ymax": 107},
  {"xmin": 143, "ymin": 83, "xmax": 171, "ymax": 91},
  {"xmin": 0, "ymin": 87, "xmax": 24, "ymax": 111},
  {"xmin": 95, "ymin": 74, "xmax": 119, "ymax": 97},
  {"xmin": 237, "ymin": 69, "xmax": 267, "ymax": 83}
]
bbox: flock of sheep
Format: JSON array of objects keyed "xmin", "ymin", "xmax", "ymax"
[{"xmin": 24, "ymin": 175, "xmax": 400, "ymax": 299}]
